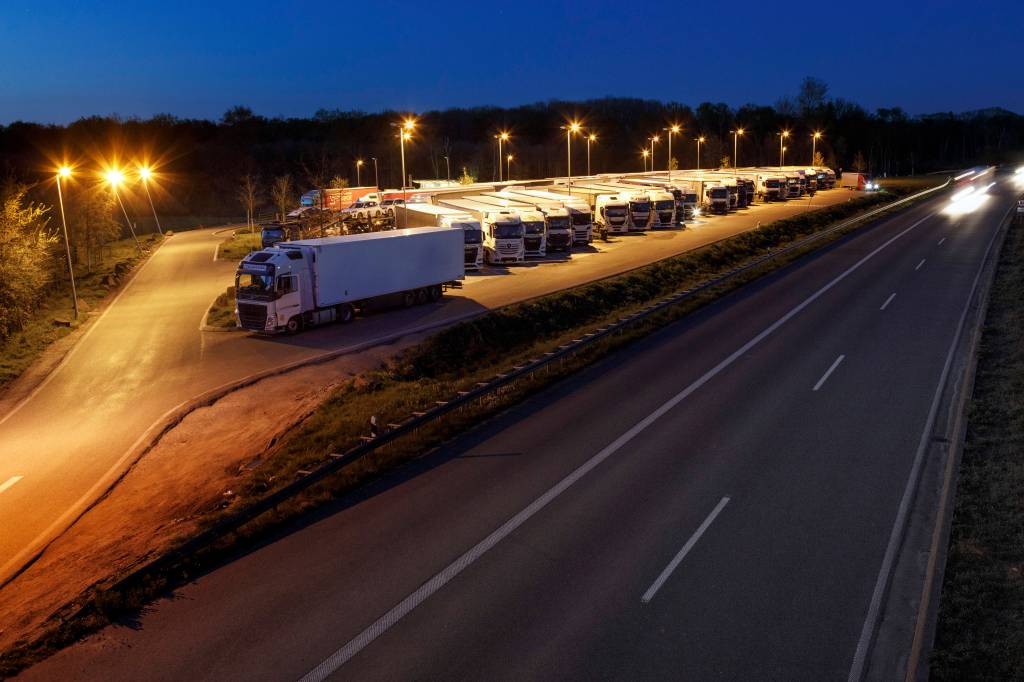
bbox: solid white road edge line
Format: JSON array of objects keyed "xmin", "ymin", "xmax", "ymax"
[
  {"xmin": 813, "ymin": 355, "xmax": 846, "ymax": 392},
  {"xmin": 880, "ymin": 293, "xmax": 897, "ymax": 311},
  {"xmin": 938, "ymin": 237, "xmax": 946, "ymax": 246},
  {"xmin": 915, "ymin": 259, "xmax": 926, "ymax": 271},
  {"xmin": 298, "ymin": 210, "xmax": 938, "ymax": 682},
  {"xmin": 0, "ymin": 476, "xmax": 23, "ymax": 495},
  {"xmin": 641, "ymin": 497, "xmax": 730, "ymax": 604},
  {"xmin": 846, "ymin": 202, "xmax": 1013, "ymax": 682}
]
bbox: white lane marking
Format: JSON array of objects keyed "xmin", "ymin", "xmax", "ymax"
[
  {"xmin": 937, "ymin": 237, "xmax": 946, "ymax": 246},
  {"xmin": 298, "ymin": 211, "xmax": 938, "ymax": 682},
  {"xmin": 880, "ymin": 293, "xmax": 897, "ymax": 311},
  {"xmin": 848, "ymin": 202, "xmax": 1014, "ymax": 682},
  {"xmin": 813, "ymin": 355, "xmax": 846, "ymax": 392},
  {"xmin": 915, "ymin": 259, "xmax": 926, "ymax": 271},
  {"xmin": 0, "ymin": 476, "xmax": 23, "ymax": 495},
  {"xmin": 642, "ymin": 497, "xmax": 730, "ymax": 604}
]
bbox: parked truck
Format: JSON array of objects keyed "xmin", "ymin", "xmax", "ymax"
[
  {"xmin": 398, "ymin": 203, "xmax": 484, "ymax": 270},
  {"xmin": 549, "ymin": 185, "xmax": 631, "ymax": 235},
  {"xmin": 234, "ymin": 228, "xmax": 464, "ymax": 334},
  {"xmin": 622, "ymin": 177, "xmax": 696, "ymax": 223},
  {"xmin": 583, "ymin": 182, "xmax": 654, "ymax": 230},
  {"xmin": 434, "ymin": 197, "xmax": 526, "ymax": 264},
  {"xmin": 480, "ymin": 191, "xmax": 581, "ymax": 254},
  {"xmin": 466, "ymin": 195, "xmax": 546, "ymax": 258},
  {"xmin": 300, "ymin": 186, "xmax": 379, "ymax": 211},
  {"xmin": 503, "ymin": 188, "xmax": 593, "ymax": 244}
]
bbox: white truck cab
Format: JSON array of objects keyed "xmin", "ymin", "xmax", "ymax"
[
  {"xmin": 482, "ymin": 211, "xmax": 526, "ymax": 264},
  {"xmin": 518, "ymin": 209, "xmax": 547, "ymax": 258}
]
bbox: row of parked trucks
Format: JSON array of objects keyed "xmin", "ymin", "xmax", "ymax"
[{"xmin": 240, "ymin": 166, "xmax": 837, "ymax": 333}]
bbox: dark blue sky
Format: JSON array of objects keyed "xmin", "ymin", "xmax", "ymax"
[{"xmin": 2, "ymin": 0, "xmax": 1021, "ymax": 124}]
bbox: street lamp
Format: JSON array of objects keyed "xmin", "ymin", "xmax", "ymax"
[
  {"xmin": 587, "ymin": 133, "xmax": 597, "ymax": 176},
  {"xmin": 731, "ymin": 128, "xmax": 745, "ymax": 170},
  {"xmin": 560, "ymin": 121, "xmax": 582, "ymax": 195},
  {"xmin": 811, "ymin": 131, "xmax": 823, "ymax": 165},
  {"xmin": 495, "ymin": 131, "xmax": 510, "ymax": 181},
  {"xmin": 782, "ymin": 145, "xmax": 788, "ymax": 166},
  {"xmin": 664, "ymin": 125, "xmax": 681, "ymax": 180},
  {"xmin": 137, "ymin": 166, "xmax": 162, "ymax": 235},
  {"xmin": 507, "ymin": 154, "xmax": 514, "ymax": 180},
  {"xmin": 779, "ymin": 130, "xmax": 790, "ymax": 167},
  {"xmin": 641, "ymin": 148, "xmax": 650, "ymax": 172},
  {"xmin": 649, "ymin": 135, "xmax": 659, "ymax": 171},
  {"xmin": 390, "ymin": 116, "xmax": 417, "ymax": 213},
  {"xmin": 371, "ymin": 157, "xmax": 379, "ymax": 189},
  {"xmin": 356, "ymin": 159, "xmax": 364, "ymax": 186},
  {"xmin": 442, "ymin": 155, "xmax": 450, "ymax": 181},
  {"xmin": 55, "ymin": 166, "xmax": 79, "ymax": 319},
  {"xmin": 106, "ymin": 169, "xmax": 141, "ymax": 251},
  {"xmin": 696, "ymin": 136, "xmax": 705, "ymax": 170}
]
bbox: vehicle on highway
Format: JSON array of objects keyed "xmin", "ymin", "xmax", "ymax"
[
  {"xmin": 235, "ymin": 228, "xmax": 464, "ymax": 333},
  {"xmin": 435, "ymin": 197, "xmax": 526, "ymax": 264},
  {"xmin": 398, "ymin": 203, "xmax": 484, "ymax": 269}
]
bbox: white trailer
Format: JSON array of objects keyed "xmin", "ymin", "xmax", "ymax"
[
  {"xmin": 503, "ymin": 188, "xmax": 593, "ymax": 244},
  {"xmin": 580, "ymin": 182, "xmax": 654, "ymax": 230},
  {"xmin": 548, "ymin": 185, "xmax": 630, "ymax": 234},
  {"xmin": 398, "ymin": 203, "xmax": 484, "ymax": 270},
  {"xmin": 234, "ymin": 228, "xmax": 464, "ymax": 333},
  {"xmin": 467, "ymin": 195, "xmax": 546, "ymax": 258},
  {"xmin": 434, "ymin": 197, "xmax": 526, "ymax": 264}
]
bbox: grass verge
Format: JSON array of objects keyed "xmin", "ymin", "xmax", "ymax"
[
  {"xmin": 0, "ymin": 233, "xmax": 163, "ymax": 392},
  {"xmin": 215, "ymin": 230, "xmax": 262, "ymax": 261},
  {"xmin": 0, "ymin": 184, "xmax": 943, "ymax": 676},
  {"xmin": 930, "ymin": 216, "xmax": 1024, "ymax": 679}
]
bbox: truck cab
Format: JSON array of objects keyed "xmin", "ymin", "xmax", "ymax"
[
  {"xmin": 236, "ymin": 249, "xmax": 314, "ymax": 333},
  {"xmin": 441, "ymin": 217, "xmax": 484, "ymax": 270},
  {"xmin": 704, "ymin": 184, "xmax": 730, "ymax": 214},
  {"xmin": 759, "ymin": 175, "xmax": 786, "ymax": 201},
  {"xmin": 594, "ymin": 195, "xmax": 630, "ymax": 233},
  {"xmin": 519, "ymin": 210, "xmax": 547, "ymax": 258},
  {"xmin": 538, "ymin": 207, "xmax": 573, "ymax": 252},
  {"xmin": 482, "ymin": 212, "xmax": 525, "ymax": 264},
  {"xmin": 647, "ymin": 189, "xmax": 677, "ymax": 228}
]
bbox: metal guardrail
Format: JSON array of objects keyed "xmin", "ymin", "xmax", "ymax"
[{"xmin": 107, "ymin": 180, "xmax": 950, "ymax": 593}]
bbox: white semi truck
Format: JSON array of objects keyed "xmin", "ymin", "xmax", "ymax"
[
  {"xmin": 676, "ymin": 177, "xmax": 729, "ymax": 214},
  {"xmin": 234, "ymin": 228, "xmax": 464, "ymax": 334},
  {"xmin": 398, "ymin": 203, "xmax": 484, "ymax": 270},
  {"xmin": 583, "ymin": 182, "xmax": 654, "ymax": 230},
  {"xmin": 435, "ymin": 197, "xmax": 526, "ymax": 265},
  {"xmin": 503, "ymin": 188, "xmax": 593, "ymax": 245},
  {"xmin": 549, "ymin": 185, "xmax": 630, "ymax": 235},
  {"xmin": 467, "ymin": 195, "xmax": 547, "ymax": 258},
  {"xmin": 628, "ymin": 176, "xmax": 701, "ymax": 221},
  {"xmin": 480, "ymin": 191, "xmax": 575, "ymax": 253}
]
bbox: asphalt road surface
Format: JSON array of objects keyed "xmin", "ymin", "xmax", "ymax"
[
  {"xmin": 0, "ymin": 189, "xmax": 856, "ymax": 586},
  {"xmin": 21, "ymin": 179, "xmax": 1017, "ymax": 680}
]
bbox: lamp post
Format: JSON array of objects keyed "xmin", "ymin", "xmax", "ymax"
[
  {"xmin": 782, "ymin": 145, "xmax": 788, "ymax": 166},
  {"xmin": 137, "ymin": 166, "xmax": 162, "ymax": 235},
  {"xmin": 495, "ymin": 131, "xmax": 510, "ymax": 181},
  {"xmin": 779, "ymin": 130, "xmax": 790, "ymax": 167},
  {"xmin": 587, "ymin": 133, "xmax": 597, "ymax": 176},
  {"xmin": 649, "ymin": 135, "xmax": 659, "ymax": 171},
  {"xmin": 443, "ymin": 155, "xmax": 450, "ymax": 181},
  {"xmin": 560, "ymin": 121, "xmax": 582, "ymax": 195},
  {"xmin": 507, "ymin": 154, "xmax": 514, "ymax": 180},
  {"xmin": 356, "ymin": 159, "xmax": 363, "ymax": 186},
  {"xmin": 664, "ymin": 125, "xmax": 681, "ymax": 180},
  {"xmin": 390, "ymin": 117, "xmax": 416, "ymax": 215},
  {"xmin": 696, "ymin": 136, "xmax": 705, "ymax": 170},
  {"xmin": 106, "ymin": 169, "xmax": 141, "ymax": 251},
  {"xmin": 371, "ymin": 157, "xmax": 379, "ymax": 189},
  {"xmin": 811, "ymin": 131, "xmax": 822, "ymax": 165},
  {"xmin": 731, "ymin": 128, "xmax": 744, "ymax": 170},
  {"xmin": 641, "ymin": 149, "xmax": 650, "ymax": 172},
  {"xmin": 55, "ymin": 167, "xmax": 79, "ymax": 319}
]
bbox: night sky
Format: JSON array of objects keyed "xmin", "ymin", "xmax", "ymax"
[{"xmin": 2, "ymin": 0, "xmax": 1021, "ymax": 124}]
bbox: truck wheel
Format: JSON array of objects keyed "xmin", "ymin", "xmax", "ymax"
[
  {"xmin": 402, "ymin": 291, "xmax": 416, "ymax": 307},
  {"xmin": 285, "ymin": 316, "xmax": 303, "ymax": 334},
  {"xmin": 428, "ymin": 285, "xmax": 442, "ymax": 301},
  {"xmin": 337, "ymin": 304, "xmax": 355, "ymax": 324},
  {"xmin": 415, "ymin": 288, "xmax": 429, "ymax": 305}
]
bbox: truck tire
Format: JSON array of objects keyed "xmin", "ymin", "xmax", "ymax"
[
  {"xmin": 337, "ymin": 304, "xmax": 355, "ymax": 324},
  {"xmin": 415, "ymin": 288, "xmax": 429, "ymax": 305},
  {"xmin": 402, "ymin": 291, "xmax": 416, "ymax": 308},
  {"xmin": 285, "ymin": 315, "xmax": 303, "ymax": 334},
  {"xmin": 428, "ymin": 285, "xmax": 442, "ymax": 302}
]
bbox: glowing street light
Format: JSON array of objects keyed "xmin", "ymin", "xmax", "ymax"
[
  {"xmin": 696, "ymin": 136, "xmax": 705, "ymax": 170},
  {"xmin": 664, "ymin": 125, "xmax": 681, "ymax": 180},
  {"xmin": 560, "ymin": 121, "xmax": 583, "ymax": 195},
  {"xmin": 137, "ymin": 165, "xmax": 163, "ymax": 235},
  {"xmin": 779, "ymin": 130, "xmax": 790, "ymax": 167},
  {"xmin": 495, "ymin": 130, "xmax": 512, "ymax": 180},
  {"xmin": 390, "ymin": 116, "xmax": 417, "ymax": 214},
  {"xmin": 641, "ymin": 148, "xmax": 650, "ymax": 172},
  {"xmin": 731, "ymin": 128, "xmax": 745, "ymax": 170},
  {"xmin": 355, "ymin": 159, "xmax": 364, "ymax": 186},
  {"xmin": 586, "ymin": 133, "xmax": 597, "ymax": 176},
  {"xmin": 782, "ymin": 145, "xmax": 788, "ymax": 166},
  {"xmin": 106, "ymin": 169, "xmax": 141, "ymax": 251},
  {"xmin": 811, "ymin": 131, "xmax": 823, "ymax": 165},
  {"xmin": 55, "ymin": 166, "xmax": 79, "ymax": 319},
  {"xmin": 506, "ymin": 154, "xmax": 514, "ymax": 180}
]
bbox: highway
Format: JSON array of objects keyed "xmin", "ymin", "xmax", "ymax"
[
  {"xmin": 20, "ymin": 179, "xmax": 1016, "ymax": 680},
  {"xmin": 0, "ymin": 189, "xmax": 855, "ymax": 588}
]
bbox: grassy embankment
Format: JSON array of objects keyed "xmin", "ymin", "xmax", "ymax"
[
  {"xmin": 931, "ymin": 214, "xmax": 1024, "ymax": 679},
  {"xmin": 204, "ymin": 231, "xmax": 262, "ymax": 328},
  {"xmin": 0, "ymin": 184, "xmax": 943, "ymax": 677},
  {"xmin": 0, "ymin": 233, "xmax": 163, "ymax": 392}
]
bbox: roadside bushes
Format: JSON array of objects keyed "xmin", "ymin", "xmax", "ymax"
[{"xmin": 0, "ymin": 184, "xmax": 57, "ymax": 341}]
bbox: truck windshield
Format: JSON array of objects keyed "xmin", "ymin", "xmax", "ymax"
[
  {"xmin": 604, "ymin": 207, "xmax": 626, "ymax": 218},
  {"xmin": 631, "ymin": 201, "xmax": 651, "ymax": 212},
  {"xmin": 711, "ymin": 188, "xmax": 728, "ymax": 199},
  {"xmin": 236, "ymin": 272, "xmax": 275, "ymax": 300},
  {"xmin": 766, "ymin": 180, "xmax": 780, "ymax": 187},
  {"xmin": 655, "ymin": 200, "xmax": 674, "ymax": 210},
  {"xmin": 453, "ymin": 223, "xmax": 483, "ymax": 244},
  {"xmin": 494, "ymin": 223, "xmax": 523, "ymax": 239},
  {"xmin": 547, "ymin": 216, "xmax": 569, "ymax": 230},
  {"xmin": 523, "ymin": 221, "xmax": 544, "ymax": 235},
  {"xmin": 571, "ymin": 212, "xmax": 591, "ymax": 225},
  {"xmin": 686, "ymin": 193, "xmax": 698, "ymax": 203}
]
